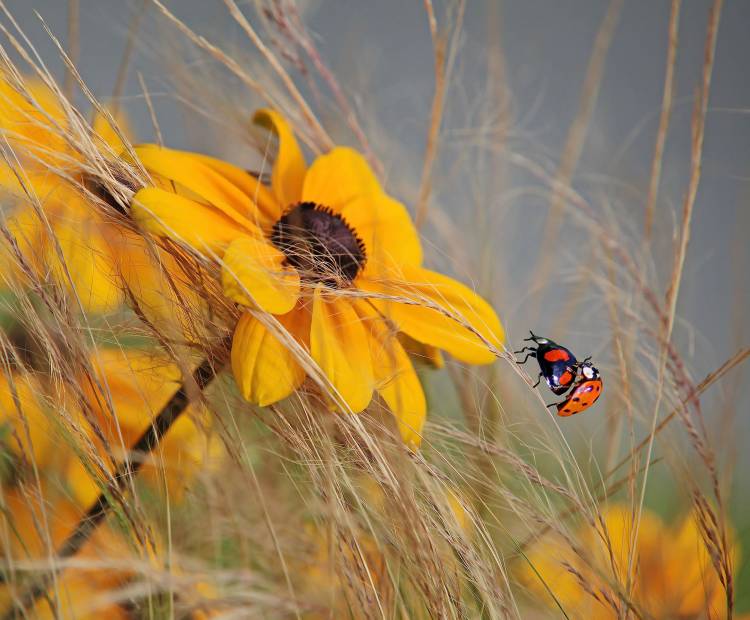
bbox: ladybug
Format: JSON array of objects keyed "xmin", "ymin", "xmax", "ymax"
[
  {"xmin": 549, "ymin": 361, "xmax": 603, "ymax": 416},
  {"xmin": 514, "ymin": 331, "xmax": 578, "ymax": 395}
]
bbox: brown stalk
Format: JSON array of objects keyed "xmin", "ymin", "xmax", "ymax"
[
  {"xmin": 62, "ymin": 0, "xmax": 78, "ymax": 100},
  {"xmin": 629, "ymin": 0, "xmax": 723, "ymax": 605},
  {"xmin": 415, "ymin": 0, "xmax": 444, "ymax": 228},
  {"xmin": 643, "ymin": 0, "xmax": 681, "ymax": 241}
]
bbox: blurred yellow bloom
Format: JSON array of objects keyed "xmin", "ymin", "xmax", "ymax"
[
  {"xmin": 0, "ymin": 76, "xmax": 192, "ymax": 317},
  {"xmin": 66, "ymin": 348, "xmax": 219, "ymax": 506},
  {"xmin": 0, "ymin": 371, "xmax": 57, "ymax": 470},
  {"xmin": 0, "ymin": 485, "xmax": 132, "ymax": 618},
  {"xmin": 521, "ymin": 504, "xmax": 734, "ymax": 618},
  {"xmin": 131, "ymin": 109, "xmax": 504, "ymax": 447},
  {"xmin": 0, "ymin": 77, "xmax": 69, "ymax": 167}
]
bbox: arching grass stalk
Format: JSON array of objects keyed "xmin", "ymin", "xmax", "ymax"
[{"xmin": 3, "ymin": 347, "xmax": 227, "ymax": 618}]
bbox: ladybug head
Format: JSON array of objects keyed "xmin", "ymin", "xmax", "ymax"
[
  {"xmin": 526, "ymin": 331, "xmax": 549, "ymax": 344},
  {"xmin": 580, "ymin": 361, "xmax": 600, "ymax": 380}
]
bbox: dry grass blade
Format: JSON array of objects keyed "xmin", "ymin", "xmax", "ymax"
[{"xmin": 643, "ymin": 0, "xmax": 681, "ymax": 241}]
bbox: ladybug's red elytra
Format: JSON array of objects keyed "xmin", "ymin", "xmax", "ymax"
[
  {"xmin": 551, "ymin": 362, "xmax": 603, "ymax": 416},
  {"xmin": 514, "ymin": 331, "xmax": 603, "ymax": 416}
]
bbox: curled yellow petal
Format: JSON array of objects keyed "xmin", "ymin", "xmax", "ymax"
[
  {"xmin": 231, "ymin": 308, "xmax": 309, "ymax": 406},
  {"xmin": 360, "ymin": 265, "xmax": 504, "ymax": 365},
  {"xmin": 253, "ymin": 108, "xmax": 306, "ymax": 207},
  {"xmin": 131, "ymin": 187, "xmax": 246, "ymax": 254},
  {"xmin": 221, "ymin": 235, "xmax": 299, "ymax": 314},
  {"xmin": 310, "ymin": 288, "xmax": 374, "ymax": 413}
]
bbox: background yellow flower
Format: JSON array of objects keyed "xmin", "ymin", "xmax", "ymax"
[
  {"xmin": 65, "ymin": 347, "xmax": 220, "ymax": 507},
  {"xmin": 521, "ymin": 504, "xmax": 733, "ymax": 618}
]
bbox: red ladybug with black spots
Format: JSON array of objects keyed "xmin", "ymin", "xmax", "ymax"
[
  {"xmin": 514, "ymin": 331, "xmax": 579, "ymax": 395},
  {"xmin": 514, "ymin": 331, "xmax": 603, "ymax": 416},
  {"xmin": 552, "ymin": 360, "xmax": 603, "ymax": 417}
]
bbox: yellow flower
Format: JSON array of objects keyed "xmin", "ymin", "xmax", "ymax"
[
  {"xmin": 131, "ymin": 109, "xmax": 504, "ymax": 446},
  {"xmin": 521, "ymin": 504, "xmax": 734, "ymax": 618},
  {"xmin": 0, "ymin": 371, "xmax": 57, "ymax": 470},
  {"xmin": 0, "ymin": 77, "xmax": 69, "ymax": 167},
  {"xmin": 66, "ymin": 348, "xmax": 219, "ymax": 506},
  {"xmin": 0, "ymin": 76, "xmax": 191, "ymax": 316},
  {"xmin": 0, "ymin": 485, "xmax": 132, "ymax": 619}
]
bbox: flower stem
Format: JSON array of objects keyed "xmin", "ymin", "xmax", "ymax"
[{"xmin": 3, "ymin": 352, "xmax": 224, "ymax": 617}]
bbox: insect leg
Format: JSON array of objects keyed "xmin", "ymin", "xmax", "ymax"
[
  {"xmin": 532, "ymin": 373, "xmax": 542, "ymax": 388},
  {"xmin": 514, "ymin": 351, "xmax": 537, "ymax": 365}
]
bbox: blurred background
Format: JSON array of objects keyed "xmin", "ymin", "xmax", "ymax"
[{"xmin": 4, "ymin": 0, "xmax": 749, "ymax": 609}]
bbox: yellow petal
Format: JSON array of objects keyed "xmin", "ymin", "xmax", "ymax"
[
  {"xmin": 191, "ymin": 151, "xmax": 281, "ymax": 226},
  {"xmin": 131, "ymin": 187, "xmax": 246, "ymax": 254},
  {"xmin": 354, "ymin": 300, "xmax": 425, "ymax": 448},
  {"xmin": 134, "ymin": 144, "xmax": 262, "ymax": 232},
  {"xmin": 221, "ymin": 235, "xmax": 299, "ymax": 314},
  {"xmin": 117, "ymin": 230, "xmax": 203, "ymax": 337},
  {"xmin": 310, "ymin": 288, "xmax": 374, "ymax": 413},
  {"xmin": 302, "ymin": 146, "xmax": 381, "ymax": 211},
  {"xmin": 253, "ymin": 108, "xmax": 306, "ymax": 207},
  {"xmin": 49, "ymin": 213, "xmax": 123, "ymax": 313},
  {"xmin": 360, "ymin": 265, "xmax": 504, "ymax": 365},
  {"xmin": 341, "ymin": 192, "xmax": 422, "ymax": 276},
  {"xmin": 0, "ymin": 77, "xmax": 69, "ymax": 168},
  {"xmin": 0, "ymin": 373, "xmax": 55, "ymax": 469},
  {"xmin": 231, "ymin": 308, "xmax": 308, "ymax": 406},
  {"xmin": 398, "ymin": 333, "xmax": 445, "ymax": 369},
  {"xmin": 86, "ymin": 348, "xmax": 183, "ymax": 430},
  {"xmin": 66, "ymin": 455, "xmax": 101, "ymax": 509},
  {"xmin": 92, "ymin": 108, "xmax": 131, "ymax": 155}
]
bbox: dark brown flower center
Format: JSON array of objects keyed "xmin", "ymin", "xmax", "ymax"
[{"xmin": 271, "ymin": 202, "xmax": 366, "ymax": 288}]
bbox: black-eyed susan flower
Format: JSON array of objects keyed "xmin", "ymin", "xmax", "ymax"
[
  {"xmin": 0, "ymin": 76, "xmax": 191, "ymax": 316},
  {"xmin": 130, "ymin": 109, "xmax": 504, "ymax": 447},
  {"xmin": 520, "ymin": 504, "xmax": 735, "ymax": 619}
]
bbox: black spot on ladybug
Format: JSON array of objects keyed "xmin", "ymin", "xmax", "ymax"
[
  {"xmin": 563, "ymin": 408, "xmax": 571, "ymax": 413},
  {"xmin": 573, "ymin": 397, "xmax": 580, "ymax": 402}
]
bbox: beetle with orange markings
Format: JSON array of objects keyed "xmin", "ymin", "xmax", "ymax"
[{"xmin": 514, "ymin": 331, "xmax": 603, "ymax": 416}]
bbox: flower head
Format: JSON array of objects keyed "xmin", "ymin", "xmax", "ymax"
[
  {"xmin": 131, "ymin": 109, "xmax": 504, "ymax": 446},
  {"xmin": 521, "ymin": 504, "xmax": 735, "ymax": 618},
  {"xmin": 0, "ymin": 76, "xmax": 192, "ymax": 316}
]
